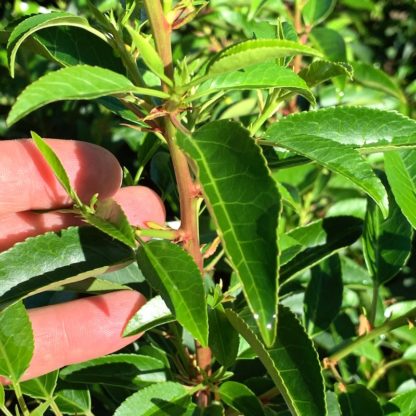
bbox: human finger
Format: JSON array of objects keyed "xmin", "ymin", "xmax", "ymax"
[
  {"xmin": 0, "ymin": 186, "xmax": 166, "ymax": 252},
  {"xmin": 20, "ymin": 290, "xmax": 146, "ymax": 381},
  {"xmin": 0, "ymin": 139, "xmax": 122, "ymax": 214}
]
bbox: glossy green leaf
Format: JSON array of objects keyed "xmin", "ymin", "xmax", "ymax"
[
  {"xmin": 60, "ymin": 354, "xmax": 167, "ymax": 388},
  {"xmin": 123, "ymin": 295, "xmax": 175, "ymax": 336},
  {"xmin": 127, "ymin": 27, "xmax": 166, "ymax": 81},
  {"xmin": 385, "ymin": 150, "xmax": 416, "ymax": 229},
  {"xmin": 114, "ymin": 382, "xmax": 190, "ymax": 416},
  {"xmin": 383, "ymin": 390, "xmax": 416, "ymax": 416},
  {"xmin": 219, "ymin": 381, "xmax": 265, "ymax": 416},
  {"xmin": 178, "ymin": 121, "xmax": 280, "ymax": 347},
  {"xmin": 280, "ymin": 217, "xmax": 362, "ymax": 285},
  {"xmin": 31, "ymin": 131, "xmax": 76, "ymax": 201},
  {"xmin": 266, "ymin": 107, "xmax": 416, "ymax": 149},
  {"xmin": 0, "ymin": 227, "xmax": 133, "ymax": 307},
  {"xmin": 302, "ymin": 0, "xmax": 336, "ymax": 26},
  {"xmin": 21, "ymin": 371, "xmax": 58, "ymax": 399},
  {"xmin": 0, "ymin": 302, "xmax": 33, "ymax": 382},
  {"xmin": 208, "ymin": 307, "xmax": 239, "ymax": 368},
  {"xmin": 83, "ymin": 199, "xmax": 136, "ymax": 248},
  {"xmin": 32, "ymin": 26, "xmax": 124, "ymax": 71},
  {"xmin": 7, "ymin": 12, "xmax": 102, "ymax": 77},
  {"xmin": 352, "ymin": 62, "xmax": 406, "ymax": 102},
  {"xmin": 191, "ymin": 63, "xmax": 315, "ymax": 104},
  {"xmin": 326, "ymin": 391, "xmax": 342, "ymax": 416},
  {"xmin": 267, "ymin": 132, "xmax": 388, "ymax": 217},
  {"xmin": 30, "ymin": 400, "xmax": 53, "ymax": 416},
  {"xmin": 299, "ymin": 60, "xmax": 353, "ymax": 87},
  {"xmin": 208, "ymin": 39, "xmax": 322, "ymax": 75},
  {"xmin": 304, "ymin": 255, "xmax": 343, "ymax": 335},
  {"xmin": 137, "ymin": 240, "xmax": 208, "ymax": 346},
  {"xmin": 338, "ymin": 384, "xmax": 383, "ymax": 416},
  {"xmin": 226, "ymin": 306, "xmax": 325, "ymax": 416},
  {"xmin": 54, "ymin": 386, "xmax": 91, "ymax": 415},
  {"xmin": 7, "ymin": 65, "xmax": 169, "ymax": 126},
  {"xmin": 310, "ymin": 28, "xmax": 346, "ymax": 62},
  {"xmin": 363, "ymin": 186, "xmax": 412, "ymax": 284}
]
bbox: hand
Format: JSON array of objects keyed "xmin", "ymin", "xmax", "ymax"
[{"xmin": 0, "ymin": 139, "xmax": 165, "ymax": 381}]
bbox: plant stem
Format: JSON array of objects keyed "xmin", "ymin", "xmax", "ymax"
[
  {"xmin": 50, "ymin": 400, "xmax": 64, "ymax": 416},
  {"xmin": 367, "ymin": 358, "xmax": 412, "ymax": 390},
  {"xmin": 369, "ymin": 283, "xmax": 379, "ymax": 327},
  {"xmin": 249, "ymin": 90, "xmax": 282, "ymax": 135},
  {"xmin": 12, "ymin": 382, "xmax": 29, "ymax": 416},
  {"xmin": 327, "ymin": 306, "xmax": 416, "ymax": 363},
  {"xmin": 0, "ymin": 405, "xmax": 13, "ymax": 416}
]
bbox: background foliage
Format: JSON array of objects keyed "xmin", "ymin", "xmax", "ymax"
[{"xmin": 0, "ymin": 0, "xmax": 416, "ymax": 415}]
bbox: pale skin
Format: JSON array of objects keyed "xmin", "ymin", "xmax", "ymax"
[{"xmin": 0, "ymin": 139, "xmax": 166, "ymax": 381}]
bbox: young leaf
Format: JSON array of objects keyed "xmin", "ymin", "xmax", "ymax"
[
  {"xmin": 299, "ymin": 60, "xmax": 353, "ymax": 87},
  {"xmin": 113, "ymin": 382, "xmax": 190, "ymax": 416},
  {"xmin": 207, "ymin": 39, "xmax": 322, "ymax": 75},
  {"xmin": 190, "ymin": 63, "xmax": 315, "ymax": 104},
  {"xmin": 54, "ymin": 386, "xmax": 91, "ymax": 415},
  {"xmin": 267, "ymin": 132, "xmax": 389, "ymax": 217},
  {"xmin": 384, "ymin": 150, "xmax": 416, "ymax": 229},
  {"xmin": 31, "ymin": 131, "xmax": 78, "ymax": 203},
  {"xmin": 83, "ymin": 199, "xmax": 136, "ymax": 248},
  {"xmin": 0, "ymin": 302, "xmax": 34, "ymax": 382},
  {"xmin": 226, "ymin": 306, "xmax": 326, "ymax": 416},
  {"xmin": 60, "ymin": 354, "xmax": 167, "ymax": 388},
  {"xmin": 20, "ymin": 371, "xmax": 58, "ymax": 399},
  {"xmin": 337, "ymin": 384, "xmax": 383, "ymax": 416},
  {"xmin": 310, "ymin": 28, "xmax": 347, "ymax": 62},
  {"xmin": 383, "ymin": 390, "xmax": 416, "ymax": 416},
  {"xmin": 7, "ymin": 12, "xmax": 103, "ymax": 77},
  {"xmin": 304, "ymin": 255, "xmax": 343, "ymax": 335},
  {"xmin": 362, "ymin": 186, "xmax": 413, "ymax": 285},
  {"xmin": 280, "ymin": 216, "xmax": 363, "ymax": 284},
  {"xmin": 123, "ymin": 295, "xmax": 175, "ymax": 337},
  {"xmin": 0, "ymin": 227, "xmax": 133, "ymax": 307},
  {"xmin": 7, "ymin": 65, "xmax": 169, "ymax": 126},
  {"xmin": 302, "ymin": 0, "xmax": 336, "ymax": 26},
  {"xmin": 208, "ymin": 307, "xmax": 239, "ymax": 368},
  {"xmin": 137, "ymin": 240, "xmax": 209, "ymax": 346},
  {"xmin": 219, "ymin": 381, "xmax": 266, "ymax": 416},
  {"xmin": 178, "ymin": 121, "xmax": 280, "ymax": 347},
  {"xmin": 352, "ymin": 62, "xmax": 406, "ymax": 102}
]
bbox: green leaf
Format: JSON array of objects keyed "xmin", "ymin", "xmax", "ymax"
[
  {"xmin": 0, "ymin": 227, "xmax": 133, "ymax": 307},
  {"xmin": 337, "ymin": 384, "xmax": 383, "ymax": 416},
  {"xmin": 54, "ymin": 386, "xmax": 91, "ymax": 415},
  {"xmin": 219, "ymin": 381, "xmax": 265, "ymax": 416},
  {"xmin": 123, "ymin": 295, "xmax": 175, "ymax": 336},
  {"xmin": 7, "ymin": 65, "xmax": 169, "ymax": 126},
  {"xmin": 21, "ymin": 371, "xmax": 58, "ymax": 399},
  {"xmin": 280, "ymin": 217, "xmax": 363, "ymax": 284},
  {"xmin": 208, "ymin": 39, "xmax": 322, "ymax": 75},
  {"xmin": 7, "ymin": 12, "xmax": 103, "ymax": 77},
  {"xmin": 0, "ymin": 302, "xmax": 33, "ymax": 382},
  {"xmin": 310, "ymin": 28, "xmax": 347, "ymax": 62},
  {"xmin": 385, "ymin": 150, "xmax": 416, "ymax": 229},
  {"xmin": 302, "ymin": 0, "xmax": 336, "ymax": 26},
  {"xmin": 30, "ymin": 400, "xmax": 53, "ymax": 416},
  {"xmin": 266, "ymin": 132, "xmax": 389, "ymax": 217},
  {"xmin": 0, "ymin": 384, "xmax": 4, "ymax": 408},
  {"xmin": 383, "ymin": 390, "xmax": 416, "ymax": 416},
  {"xmin": 226, "ymin": 306, "xmax": 326, "ymax": 416},
  {"xmin": 352, "ymin": 62, "xmax": 406, "ymax": 102},
  {"xmin": 137, "ymin": 240, "xmax": 208, "ymax": 346},
  {"xmin": 304, "ymin": 255, "xmax": 343, "ymax": 335},
  {"xmin": 113, "ymin": 382, "xmax": 190, "ymax": 416},
  {"xmin": 191, "ymin": 63, "xmax": 315, "ymax": 104},
  {"xmin": 299, "ymin": 60, "xmax": 353, "ymax": 87},
  {"xmin": 362, "ymin": 185, "xmax": 413, "ymax": 284},
  {"xmin": 208, "ymin": 307, "xmax": 239, "ymax": 368},
  {"xmin": 178, "ymin": 121, "xmax": 280, "ymax": 347},
  {"xmin": 31, "ymin": 131, "xmax": 77, "ymax": 202},
  {"xmin": 60, "ymin": 354, "xmax": 167, "ymax": 388},
  {"xmin": 83, "ymin": 199, "xmax": 136, "ymax": 248},
  {"xmin": 127, "ymin": 27, "xmax": 167, "ymax": 82},
  {"xmin": 32, "ymin": 26, "xmax": 124, "ymax": 72}
]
